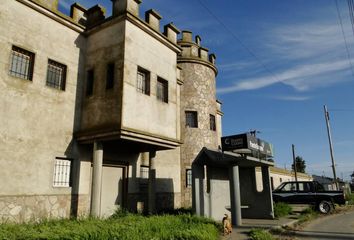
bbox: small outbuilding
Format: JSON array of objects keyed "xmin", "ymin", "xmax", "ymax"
[{"xmin": 192, "ymin": 133, "xmax": 275, "ymax": 226}]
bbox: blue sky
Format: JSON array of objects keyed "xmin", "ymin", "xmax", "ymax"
[{"xmin": 59, "ymin": 0, "xmax": 354, "ymax": 181}]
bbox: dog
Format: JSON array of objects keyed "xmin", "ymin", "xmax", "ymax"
[{"xmin": 222, "ymin": 213, "xmax": 232, "ymax": 235}]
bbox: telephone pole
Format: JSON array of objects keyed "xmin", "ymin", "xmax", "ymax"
[
  {"xmin": 324, "ymin": 105, "xmax": 339, "ymax": 190},
  {"xmin": 292, "ymin": 144, "xmax": 298, "ymax": 182}
]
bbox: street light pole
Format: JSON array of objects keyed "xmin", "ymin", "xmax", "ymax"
[{"xmin": 324, "ymin": 105, "xmax": 339, "ymax": 190}]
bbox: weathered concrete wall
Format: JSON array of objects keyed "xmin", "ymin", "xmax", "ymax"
[
  {"xmin": 80, "ymin": 21, "xmax": 125, "ymax": 133},
  {"xmin": 0, "ymin": 0, "xmax": 85, "ymax": 221},
  {"xmin": 121, "ymin": 21, "xmax": 179, "ymax": 140}
]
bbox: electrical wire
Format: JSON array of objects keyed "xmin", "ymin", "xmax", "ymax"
[
  {"xmin": 195, "ymin": 0, "xmax": 280, "ymax": 82},
  {"xmin": 347, "ymin": 0, "xmax": 354, "ymax": 37},
  {"xmin": 335, "ymin": 0, "xmax": 354, "ymax": 77}
]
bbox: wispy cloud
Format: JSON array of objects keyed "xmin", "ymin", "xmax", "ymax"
[
  {"xmin": 217, "ymin": 19, "xmax": 354, "ymax": 94},
  {"xmin": 217, "ymin": 59, "xmax": 351, "ymax": 93}
]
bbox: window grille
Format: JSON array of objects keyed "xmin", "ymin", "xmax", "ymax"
[
  {"xmin": 140, "ymin": 165, "xmax": 149, "ymax": 179},
  {"xmin": 106, "ymin": 63, "xmax": 114, "ymax": 89},
  {"xmin": 9, "ymin": 46, "xmax": 35, "ymax": 80},
  {"xmin": 46, "ymin": 59, "xmax": 66, "ymax": 90},
  {"xmin": 53, "ymin": 158, "xmax": 72, "ymax": 187},
  {"xmin": 156, "ymin": 77, "xmax": 168, "ymax": 103},
  {"xmin": 185, "ymin": 111, "xmax": 198, "ymax": 128},
  {"xmin": 137, "ymin": 67, "xmax": 150, "ymax": 95},
  {"xmin": 186, "ymin": 169, "xmax": 192, "ymax": 188},
  {"xmin": 86, "ymin": 69, "xmax": 94, "ymax": 96},
  {"xmin": 209, "ymin": 114, "xmax": 216, "ymax": 131}
]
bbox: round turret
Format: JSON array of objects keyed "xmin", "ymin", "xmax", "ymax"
[{"xmin": 178, "ymin": 31, "xmax": 219, "ymax": 207}]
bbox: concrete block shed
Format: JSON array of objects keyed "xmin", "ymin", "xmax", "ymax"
[{"xmin": 192, "ymin": 147, "xmax": 274, "ymax": 226}]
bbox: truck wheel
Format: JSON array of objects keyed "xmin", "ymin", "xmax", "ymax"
[{"xmin": 318, "ymin": 201, "xmax": 333, "ymax": 214}]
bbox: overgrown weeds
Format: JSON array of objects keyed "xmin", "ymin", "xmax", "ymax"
[
  {"xmin": 0, "ymin": 212, "xmax": 220, "ymax": 240},
  {"xmin": 249, "ymin": 228, "xmax": 276, "ymax": 240},
  {"xmin": 273, "ymin": 202, "xmax": 292, "ymax": 218}
]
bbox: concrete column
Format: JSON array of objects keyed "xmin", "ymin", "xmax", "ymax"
[
  {"xmin": 261, "ymin": 166, "xmax": 274, "ymax": 219},
  {"xmin": 229, "ymin": 165, "xmax": 242, "ymax": 226},
  {"xmin": 192, "ymin": 163, "xmax": 204, "ymax": 216},
  {"xmin": 90, "ymin": 141, "xmax": 103, "ymax": 217},
  {"xmin": 148, "ymin": 151, "xmax": 156, "ymax": 214}
]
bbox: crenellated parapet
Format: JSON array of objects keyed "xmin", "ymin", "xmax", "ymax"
[{"xmin": 177, "ymin": 31, "xmax": 217, "ymax": 75}]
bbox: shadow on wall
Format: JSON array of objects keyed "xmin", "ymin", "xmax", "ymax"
[{"xmin": 126, "ymin": 177, "xmax": 175, "ymax": 214}]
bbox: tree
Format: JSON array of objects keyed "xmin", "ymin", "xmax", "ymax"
[{"xmin": 292, "ymin": 156, "xmax": 306, "ymax": 173}]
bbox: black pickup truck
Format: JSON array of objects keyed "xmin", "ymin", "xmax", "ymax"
[{"xmin": 272, "ymin": 181, "xmax": 346, "ymax": 214}]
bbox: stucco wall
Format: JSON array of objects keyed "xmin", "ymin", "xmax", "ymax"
[
  {"xmin": 121, "ymin": 21, "xmax": 179, "ymax": 140},
  {"xmin": 0, "ymin": 0, "xmax": 85, "ymax": 221}
]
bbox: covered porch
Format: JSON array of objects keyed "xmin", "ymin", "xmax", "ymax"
[{"xmin": 192, "ymin": 147, "xmax": 275, "ymax": 226}]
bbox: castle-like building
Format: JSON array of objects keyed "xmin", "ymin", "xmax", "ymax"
[{"xmin": 0, "ymin": 0, "xmax": 222, "ymax": 221}]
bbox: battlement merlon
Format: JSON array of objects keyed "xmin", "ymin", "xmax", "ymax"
[
  {"xmin": 164, "ymin": 23, "xmax": 180, "ymax": 44},
  {"xmin": 70, "ymin": 3, "xmax": 87, "ymax": 25},
  {"xmin": 86, "ymin": 5, "xmax": 106, "ymax": 28},
  {"xmin": 177, "ymin": 30, "xmax": 217, "ymax": 74},
  {"xmin": 111, "ymin": 0, "xmax": 142, "ymax": 17},
  {"xmin": 145, "ymin": 9, "xmax": 162, "ymax": 32}
]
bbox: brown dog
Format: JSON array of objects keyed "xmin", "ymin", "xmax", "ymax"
[{"xmin": 222, "ymin": 214, "xmax": 232, "ymax": 235}]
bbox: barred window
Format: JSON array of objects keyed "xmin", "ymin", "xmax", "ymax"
[
  {"xmin": 185, "ymin": 111, "xmax": 198, "ymax": 128},
  {"xmin": 156, "ymin": 77, "xmax": 168, "ymax": 103},
  {"xmin": 209, "ymin": 114, "xmax": 216, "ymax": 131},
  {"xmin": 53, "ymin": 157, "xmax": 72, "ymax": 187},
  {"xmin": 137, "ymin": 67, "xmax": 150, "ymax": 95},
  {"xmin": 9, "ymin": 46, "xmax": 35, "ymax": 80},
  {"xmin": 140, "ymin": 165, "xmax": 149, "ymax": 179},
  {"xmin": 86, "ymin": 69, "xmax": 94, "ymax": 96},
  {"xmin": 46, "ymin": 59, "xmax": 66, "ymax": 90},
  {"xmin": 106, "ymin": 63, "xmax": 114, "ymax": 89},
  {"xmin": 186, "ymin": 169, "xmax": 192, "ymax": 188}
]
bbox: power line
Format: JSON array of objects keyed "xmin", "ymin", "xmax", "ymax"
[
  {"xmin": 347, "ymin": 0, "xmax": 354, "ymax": 37},
  {"xmin": 195, "ymin": 0, "xmax": 280, "ymax": 82},
  {"xmin": 335, "ymin": 0, "xmax": 354, "ymax": 77}
]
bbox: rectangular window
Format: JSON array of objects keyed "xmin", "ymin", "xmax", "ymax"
[
  {"xmin": 186, "ymin": 169, "xmax": 192, "ymax": 188},
  {"xmin": 53, "ymin": 157, "xmax": 72, "ymax": 187},
  {"xmin": 209, "ymin": 114, "xmax": 216, "ymax": 131},
  {"xmin": 86, "ymin": 69, "xmax": 94, "ymax": 96},
  {"xmin": 46, "ymin": 59, "xmax": 66, "ymax": 90},
  {"xmin": 137, "ymin": 67, "xmax": 150, "ymax": 95},
  {"xmin": 140, "ymin": 165, "xmax": 149, "ymax": 179},
  {"xmin": 9, "ymin": 46, "xmax": 35, "ymax": 80},
  {"xmin": 185, "ymin": 111, "xmax": 198, "ymax": 128},
  {"xmin": 156, "ymin": 77, "xmax": 168, "ymax": 103},
  {"xmin": 106, "ymin": 63, "xmax": 114, "ymax": 89}
]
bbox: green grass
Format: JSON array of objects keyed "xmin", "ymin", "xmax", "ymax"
[
  {"xmin": 348, "ymin": 192, "xmax": 354, "ymax": 205},
  {"xmin": 0, "ymin": 214, "xmax": 220, "ymax": 240},
  {"xmin": 273, "ymin": 202, "xmax": 292, "ymax": 218},
  {"xmin": 249, "ymin": 228, "xmax": 276, "ymax": 240}
]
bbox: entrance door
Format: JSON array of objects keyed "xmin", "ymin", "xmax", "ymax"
[{"xmin": 100, "ymin": 166, "xmax": 124, "ymax": 217}]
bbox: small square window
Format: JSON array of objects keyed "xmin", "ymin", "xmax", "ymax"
[
  {"xmin": 9, "ymin": 46, "xmax": 35, "ymax": 80},
  {"xmin": 53, "ymin": 157, "xmax": 72, "ymax": 187},
  {"xmin": 140, "ymin": 165, "xmax": 149, "ymax": 179},
  {"xmin": 185, "ymin": 111, "xmax": 198, "ymax": 128},
  {"xmin": 106, "ymin": 63, "xmax": 114, "ymax": 89},
  {"xmin": 86, "ymin": 69, "xmax": 94, "ymax": 96},
  {"xmin": 209, "ymin": 114, "xmax": 216, "ymax": 131},
  {"xmin": 46, "ymin": 59, "xmax": 66, "ymax": 90},
  {"xmin": 186, "ymin": 169, "xmax": 192, "ymax": 188},
  {"xmin": 137, "ymin": 67, "xmax": 150, "ymax": 95},
  {"xmin": 157, "ymin": 77, "xmax": 168, "ymax": 103}
]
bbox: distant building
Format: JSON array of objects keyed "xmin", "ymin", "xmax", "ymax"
[{"xmin": 0, "ymin": 0, "xmax": 221, "ymax": 222}]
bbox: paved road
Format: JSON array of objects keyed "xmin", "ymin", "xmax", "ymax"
[{"xmin": 295, "ymin": 210, "xmax": 354, "ymax": 240}]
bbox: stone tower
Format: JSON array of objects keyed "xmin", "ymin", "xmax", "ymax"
[{"xmin": 178, "ymin": 31, "xmax": 222, "ymax": 207}]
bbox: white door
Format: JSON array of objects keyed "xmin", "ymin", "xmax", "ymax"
[{"xmin": 100, "ymin": 166, "xmax": 124, "ymax": 217}]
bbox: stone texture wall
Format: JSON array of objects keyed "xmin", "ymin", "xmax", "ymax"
[
  {"xmin": 179, "ymin": 62, "xmax": 219, "ymax": 207},
  {"xmin": 0, "ymin": 194, "xmax": 89, "ymax": 223}
]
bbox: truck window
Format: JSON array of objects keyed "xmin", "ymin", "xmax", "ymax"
[{"xmin": 280, "ymin": 182, "xmax": 296, "ymax": 192}]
